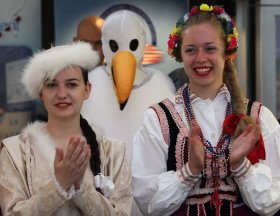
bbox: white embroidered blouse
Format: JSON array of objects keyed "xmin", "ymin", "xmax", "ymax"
[{"xmin": 131, "ymin": 87, "xmax": 280, "ymax": 216}]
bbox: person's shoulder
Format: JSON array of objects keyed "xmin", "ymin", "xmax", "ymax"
[
  {"xmin": 149, "ymin": 97, "xmax": 175, "ymax": 108},
  {"xmin": 2, "ymin": 121, "xmax": 46, "ymax": 150},
  {"xmin": 139, "ymin": 97, "xmax": 176, "ymax": 125},
  {"xmin": 259, "ymin": 104, "xmax": 278, "ymax": 120},
  {"xmin": 1, "ymin": 134, "xmax": 20, "ymax": 148},
  {"xmin": 1, "ymin": 133, "xmax": 25, "ymax": 162}
]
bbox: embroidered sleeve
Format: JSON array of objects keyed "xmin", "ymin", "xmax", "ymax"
[
  {"xmin": 176, "ymin": 162, "xmax": 201, "ymax": 186},
  {"xmin": 230, "ymin": 158, "xmax": 253, "ymax": 181}
]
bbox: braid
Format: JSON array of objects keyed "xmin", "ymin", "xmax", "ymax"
[
  {"xmin": 224, "ymin": 60, "xmax": 246, "ymax": 114},
  {"xmin": 80, "ymin": 115, "xmax": 101, "ymax": 176},
  {"xmin": 224, "ymin": 60, "xmax": 254, "ymax": 138}
]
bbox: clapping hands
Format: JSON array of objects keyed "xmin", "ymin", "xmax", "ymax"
[
  {"xmin": 54, "ymin": 135, "xmax": 91, "ymax": 190},
  {"xmin": 188, "ymin": 123, "xmax": 205, "ymax": 175},
  {"xmin": 230, "ymin": 118, "xmax": 261, "ymax": 169},
  {"xmin": 187, "ymin": 118, "xmax": 261, "ymax": 174}
]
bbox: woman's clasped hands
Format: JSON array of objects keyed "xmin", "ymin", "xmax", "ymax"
[{"xmin": 54, "ymin": 135, "xmax": 91, "ymax": 190}]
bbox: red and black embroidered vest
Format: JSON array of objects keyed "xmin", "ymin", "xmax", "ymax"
[{"xmin": 150, "ymin": 87, "xmax": 262, "ymax": 216}]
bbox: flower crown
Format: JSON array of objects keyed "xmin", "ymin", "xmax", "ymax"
[{"xmin": 167, "ymin": 3, "xmax": 238, "ymax": 62}]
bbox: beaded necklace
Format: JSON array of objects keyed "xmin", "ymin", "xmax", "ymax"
[
  {"xmin": 183, "ymin": 85, "xmax": 233, "ymax": 159},
  {"xmin": 183, "ymin": 85, "xmax": 234, "ymax": 213}
]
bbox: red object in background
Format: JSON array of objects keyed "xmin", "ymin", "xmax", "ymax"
[
  {"xmin": 4, "ymin": 26, "xmax": 11, "ymax": 32},
  {"xmin": 15, "ymin": 16, "xmax": 22, "ymax": 22},
  {"xmin": 142, "ymin": 44, "xmax": 163, "ymax": 65}
]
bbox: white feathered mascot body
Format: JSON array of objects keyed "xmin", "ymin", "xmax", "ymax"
[{"xmin": 81, "ymin": 11, "xmax": 175, "ymax": 161}]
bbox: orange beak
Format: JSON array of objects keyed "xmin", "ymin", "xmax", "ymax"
[{"xmin": 111, "ymin": 51, "xmax": 137, "ymax": 110}]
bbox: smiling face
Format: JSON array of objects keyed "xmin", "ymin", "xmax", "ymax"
[
  {"xmin": 181, "ymin": 22, "xmax": 226, "ymax": 95},
  {"xmin": 40, "ymin": 66, "xmax": 91, "ymax": 121}
]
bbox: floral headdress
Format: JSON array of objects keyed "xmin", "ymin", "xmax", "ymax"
[{"xmin": 167, "ymin": 3, "xmax": 239, "ymax": 62}]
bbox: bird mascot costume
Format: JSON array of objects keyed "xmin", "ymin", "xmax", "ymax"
[{"xmin": 81, "ymin": 10, "xmax": 175, "ymax": 162}]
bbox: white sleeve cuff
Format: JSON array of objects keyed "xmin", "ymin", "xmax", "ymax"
[
  {"xmin": 231, "ymin": 158, "xmax": 253, "ymax": 181},
  {"xmin": 52, "ymin": 176, "xmax": 76, "ymax": 200},
  {"xmin": 176, "ymin": 162, "xmax": 201, "ymax": 186}
]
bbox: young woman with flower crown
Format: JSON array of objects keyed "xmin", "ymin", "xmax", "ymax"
[
  {"xmin": 0, "ymin": 42, "xmax": 132, "ymax": 215},
  {"xmin": 131, "ymin": 3, "xmax": 280, "ymax": 216}
]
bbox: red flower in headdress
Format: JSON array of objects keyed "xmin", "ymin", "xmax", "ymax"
[
  {"xmin": 227, "ymin": 52, "xmax": 238, "ymax": 61},
  {"xmin": 167, "ymin": 34, "xmax": 179, "ymax": 49},
  {"xmin": 190, "ymin": 7, "xmax": 199, "ymax": 16},
  {"xmin": 213, "ymin": 6, "xmax": 225, "ymax": 14},
  {"xmin": 227, "ymin": 37, "xmax": 237, "ymax": 51}
]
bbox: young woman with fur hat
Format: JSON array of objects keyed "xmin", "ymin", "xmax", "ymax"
[{"xmin": 0, "ymin": 42, "xmax": 132, "ymax": 215}]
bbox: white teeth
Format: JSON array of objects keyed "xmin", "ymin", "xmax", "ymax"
[
  {"xmin": 196, "ymin": 68, "xmax": 210, "ymax": 73},
  {"xmin": 57, "ymin": 104, "xmax": 68, "ymax": 107}
]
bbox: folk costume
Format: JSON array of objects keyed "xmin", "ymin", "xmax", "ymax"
[
  {"xmin": 0, "ymin": 42, "xmax": 132, "ymax": 215},
  {"xmin": 132, "ymin": 3, "xmax": 280, "ymax": 216},
  {"xmin": 0, "ymin": 122, "xmax": 132, "ymax": 215},
  {"xmin": 132, "ymin": 85, "xmax": 280, "ymax": 216}
]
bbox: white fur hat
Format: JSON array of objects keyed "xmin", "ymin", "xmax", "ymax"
[{"xmin": 22, "ymin": 41, "xmax": 99, "ymax": 99}]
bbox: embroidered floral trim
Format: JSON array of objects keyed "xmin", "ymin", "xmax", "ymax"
[
  {"xmin": 162, "ymin": 99, "xmax": 189, "ymax": 170},
  {"xmin": 167, "ymin": 3, "xmax": 238, "ymax": 62},
  {"xmin": 150, "ymin": 104, "xmax": 170, "ymax": 145},
  {"xmin": 155, "ymin": 91, "xmax": 238, "ymax": 210},
  {"xmin": 175, "ymin": 84, "xmax": 229, "ymax": 105},
  {"xmin": 175, "ymin": 85, "xmax": 185, "ymax": 104},
  {"xmin": 181, "ymin": 84, "xmax": 237, "ymax": 208},
  {"xmin": 250, "ymin": 101, "xmax": 262, "ymax": 117},
  {"xmin": 175, "ymin": 131, "xmax": 187, "ymax": 170},
  {"xmin": 187, "ymin": 191, "xmax": 237, "ymax": 205}
]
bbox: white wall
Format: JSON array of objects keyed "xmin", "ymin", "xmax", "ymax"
[
  {"xmin": 258, "ymin": 0, "xmax": 280, "ymax": 115},
  {"xmin": 235, "ymin": 0, "xmax": 249, "ymax": 97}
]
